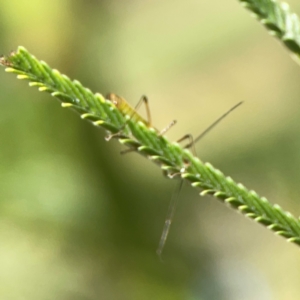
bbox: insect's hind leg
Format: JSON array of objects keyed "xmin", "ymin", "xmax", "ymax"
[
  {"xmin": 134, "ymin": 95, "xmax": 177, "ymax": 135},
  {"xmin": 156, "ymin": 134, "xmax": 196, "ymax": 258},
  {"xmin": 157, "ymin": 178, "xmax": 184, "ymax": 259},
  {"xmin": 135, "ymin": 95, "xmax": 152, "ymax": 127}
]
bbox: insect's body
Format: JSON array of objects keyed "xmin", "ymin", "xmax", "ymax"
[{"xmin": 106, "ymin": 93, "xmax": 153, "ymax": 128}]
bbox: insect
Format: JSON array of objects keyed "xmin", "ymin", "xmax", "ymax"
[
  {"xmin": 106, "ymin": 93, "xmax": 177, "ymax": 139},
  {"xmin": 106, "ymin": 93, "xmax": 152, "ymax": 127},
  {"xmin": 106, "ymin": 92, "xmax": 242, "ymax": 257}
]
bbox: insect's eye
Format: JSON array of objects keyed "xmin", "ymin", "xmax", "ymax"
[
  {"xmin": 106, "ymin": 93, "xmax": 119, "ymax": 106},
  {"xmin": 106, "ymin": 93, "xmax": 112, "ymax": 100}
]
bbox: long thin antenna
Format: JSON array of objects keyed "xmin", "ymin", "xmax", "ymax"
[
  {"xmin": 157, "ymin": 179, "xmax": 184, "ymax": 259},
  {"xmin": 185, "ymin": 101, "xmax": 243, "ymax": 148}
]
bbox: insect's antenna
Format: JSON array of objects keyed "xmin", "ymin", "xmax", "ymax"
[
  {"xmin": 157, "ymin": 179, "xmax": 184, "ymax": 259},
  {"xmin": 185, "ymin": 101, "xmax": 243, "ymax": 149}
]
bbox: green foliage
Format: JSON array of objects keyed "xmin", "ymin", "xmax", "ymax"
[
  {"xmin": 1, "ymin": 45, "xmax": 300, "ymax": 249},
  {"xmin": 239, "ymin": 0, "xmax": 300, "ymax": 54}
]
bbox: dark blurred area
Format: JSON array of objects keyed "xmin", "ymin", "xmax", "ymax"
[{"xmin": 1, "ymin": 0, "xmax": 300, "ymax": 299}]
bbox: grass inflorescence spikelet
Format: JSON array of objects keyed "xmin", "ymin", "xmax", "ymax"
[
  {"xmin": 1, "ymin": 46, "xmax": 300, "ymax": 250},
  {"xmin": 238, "ymin": 0, "xmax": 300, "ymax": 56}
]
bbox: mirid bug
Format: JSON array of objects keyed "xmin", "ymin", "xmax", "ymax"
[
  {"xmin": 105, "ymin": 93, "xmax": 177, "ymax": 141},
  {"xmin": 106, "ymin": 92, "xmax": 242, "ymax": 258}
]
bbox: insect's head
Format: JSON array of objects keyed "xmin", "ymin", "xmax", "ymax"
[{"xmin": 106, "ymin": 93, "xmax": 122, "ymax": 107}]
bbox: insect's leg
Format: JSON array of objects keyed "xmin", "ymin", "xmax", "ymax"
[
  {"xmin": 118, "ymin": 117, "xmax": 177, "ymax": 155},
  {"xmin": 124, "ymin": 95, "xmax": 152, "ymax": 129},
  {"xmin": 134, "ymin": 95, "xmax": 152, "ymax": 126},
  {"xmin": 157, "ymin": 179, "xmax": 184, "ymax": 259},
  {"xmin": 119, "ymin": 116, "xmax": 176, "ymax": 155}
]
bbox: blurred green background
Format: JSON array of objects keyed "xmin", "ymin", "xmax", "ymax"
[{"xmin": 1, "ymin": 0, "xmax": 300, "ymax": 299}]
